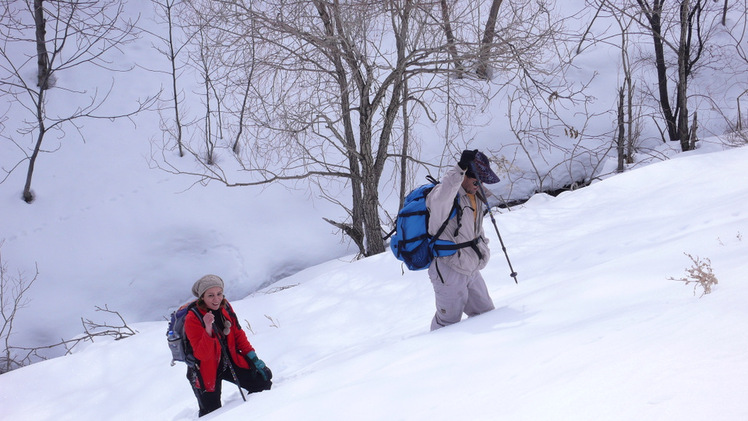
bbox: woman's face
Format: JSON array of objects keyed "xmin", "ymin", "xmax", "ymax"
[{"xmin": 202, "ymin": 286, "xmax": 224, "ymax": 311}]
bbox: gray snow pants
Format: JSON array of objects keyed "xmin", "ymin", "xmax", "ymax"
[{"xmin": 428, "ymin": 259, "xmax": 495, "ymax": 331}]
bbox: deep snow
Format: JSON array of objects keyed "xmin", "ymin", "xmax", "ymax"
[
  {"xmin": 1, "ymin": 1, "xmax": 747, "ymax": 420},
  {"xmin": 1, "ymin": 141, "xmax": 747, "ymax": 421}
]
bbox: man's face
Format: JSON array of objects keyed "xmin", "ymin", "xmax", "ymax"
[{"xmin": 462, "ymin": 175, "xmax": 479, "ymax": 194}]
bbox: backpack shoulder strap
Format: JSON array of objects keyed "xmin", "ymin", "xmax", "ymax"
[
  {"xmin": 187, "ymin": 301, "xmax": 205, "ymax": 328},
  {"xmin": 224, "ymin": 301, "xmax": 242, "ymax": 331},
  {"xmin": 452, "ymin": 194, "xmax": 463, "ymax": 236},
  {"xmin": 431, "ymin": 194, "xmax": 460, "ymax": 243}
]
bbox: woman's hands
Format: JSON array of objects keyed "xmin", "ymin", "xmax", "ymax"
[{"xmin": 203, "ymin": 311, "xmax": 215, "ymax": 336}]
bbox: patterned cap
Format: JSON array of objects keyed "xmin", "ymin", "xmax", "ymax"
[{"xmin": 466, "ymin": 151, "xmax": 500, "ymax": 184}]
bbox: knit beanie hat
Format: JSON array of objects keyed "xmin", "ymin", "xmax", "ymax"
[{"xmin": 192, "ymin": 274, "xmax": 224, "ymax": 298}]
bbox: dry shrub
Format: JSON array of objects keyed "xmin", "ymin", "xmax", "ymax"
[{"xmin": 669, "ymin": 253, "xmax": 719, "ymax": 297}]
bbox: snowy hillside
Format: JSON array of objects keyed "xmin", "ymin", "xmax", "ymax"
[
  {"xmin": 1, "ymin": 142, "xmax": 746, "ymax": 421},
  {"xmin": 2, "ymin": 0, "xmax": 746, "ymax": 364}
]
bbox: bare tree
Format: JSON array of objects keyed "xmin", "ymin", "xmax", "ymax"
[
  {"xmin": 712, "ymin": 0, "xmax": 748, "ymax": 145},
  {"xmin": 194, "ymin": 24, "xmax": 219, "ymax": 165},
  {"xmin": 585, "ymin": 0, "xmax": 741, "ymax": 154},
  {"xmin": 146, "ymin": 0, "xmax": 192, "ymax": 157},
  {"xmin": 1, "ymin": 242, "xmax": 136, "ymax": 374},
  {"xmin": 395, "ymin": 1, "xmax": 414, "ymax": 210},
  {"xmin": 33, "ymin": 0, "xmax": 49, "ymax": 90},
  {"xmin": 631, "ymin": 0, "xmax": 722, "ymax": 151},
  {"xmin": 0, "ymin": 242, "xmax": 37, "ymax": 373},
  {"xmin": 476, "ymin": 0, "xmax": 504, "ymax": 79},
  {"xmin": 616, "ymin": 87, "xmax": 626, "ymax": 172},
  {"xmin": 0, "ymin": 0, "xmax": 157, "ymax": 203},
  {"xmin": 439, "ymin": 0, "xmax": 464, "ymax": 75},
  {"xmin": 607, "ymin": 2, "xmax": 641, "ymax": 165},
  {"xmin": 153, "ymin": 0, "xmax": 586, "ymax": 255},
  {"xmin": 480, "ymin": 0, "xmax": 613, "ymax": 201},
  {"xmin": 158, "ymin": 0, "xmax": 490, "ymax": 256}
]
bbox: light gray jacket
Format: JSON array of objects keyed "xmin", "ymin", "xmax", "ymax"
[{"xmin": 426, "ymin": 164, "xmax": 491, "ymax": 275}]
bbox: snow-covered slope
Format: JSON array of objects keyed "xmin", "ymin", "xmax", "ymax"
[{"xmin": 1, "ymin": 143, "xmax": 746, "ymax": 421}]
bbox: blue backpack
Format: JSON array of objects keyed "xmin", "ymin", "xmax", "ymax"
[
  {"xmin": 388, "ymin": 176, "xmax": 471, "ymax": 270},
  {"xmin": 166, "ymin": 301, "xmax": 202, "ymax": 367}
]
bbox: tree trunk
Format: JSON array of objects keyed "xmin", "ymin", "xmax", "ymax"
[
  {"xmin": 396, "ymin": 1, "xmax": 411, "ymax": 210},
  {"xmin": 164, "ymin": 0, "xmax": 184, "ymax": 157},
  {"xmin": 476, "ymin": 0, "xmax": 504, "ymax": 79},
  {"xmin": 721, "ymin": 0, "xmax": 728, "ymax": 25},
  {"xmin": 23, "ymin": 126, "xmax": 44, "ymax": 203},
  {"xmin": 362, "ymin": 169, "xmax": 384, "ymax": 255},
  {"xmin": 626, "ymin": 74, "xmax": 635, "ymax": 163},
  {"xmin": 617, "ymin": 87, "xmax": 625, "ymax": 173},
  {"xmin": 689, "ymin": 111, "xmax": 698, "ymax": 150},
  {"xmin": 314, "ymin": 0, "xmax": 366, "ymax": 254},
  {"xmin": 637, "ymin": 0, "xmax": 678, "ymax": 142},
  {"xmin": 398, "ymin": 78, "xmax": 410, "ymax": 211},
  {"xmin": 25, "ymin": 0, "xmax": 50, "ymax": 202},
  {"xmin": 439, "ymin": 0, "xmax": 464, "ymax": 76},
  {"xmin": 676, "ymin": 0, "xmax": 691, "ymax": 151},
  {"xmin": 357, "ymin": 94, "xmax": 386, "ymax": 255},
  {"xmin": 34, "ymin": 0, "xmax": 50, "ymax": 90}
]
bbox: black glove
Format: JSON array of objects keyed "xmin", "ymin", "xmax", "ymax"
[{"xmin": 458, "ymin": 149, "xmax": 478, "ymax": 170}]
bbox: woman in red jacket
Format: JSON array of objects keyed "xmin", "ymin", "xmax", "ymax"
[{"xmin": 184, "ymin": 274, "xmax": 272, "ymax": 417}]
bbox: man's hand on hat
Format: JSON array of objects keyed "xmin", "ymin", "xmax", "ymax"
[{"xmin": 458, "ymin": 149, "xmax": 479, "ymax": 170}]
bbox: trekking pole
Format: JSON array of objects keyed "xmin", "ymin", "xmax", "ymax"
[
  {"xmin": 469, "ymin": 162, "xmax": 519, "ymax": 284},
  {"xmin": 214, "ymin": 323, "xmax": 247, "ymax": 402}
]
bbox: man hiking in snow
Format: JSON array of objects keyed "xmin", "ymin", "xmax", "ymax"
[{"xmin": 426, "ymin": 149, "xmax": 500, "ymax": 330}]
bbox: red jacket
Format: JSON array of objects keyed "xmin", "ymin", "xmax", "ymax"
[{"xmin": 184, "ymin": 302, "xmax": 255, "ymax": 392}]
